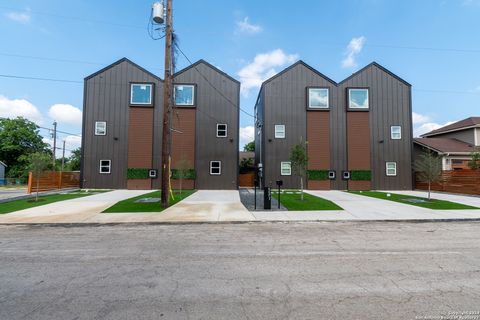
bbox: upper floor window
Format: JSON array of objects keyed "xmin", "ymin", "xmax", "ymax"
[
  {"xmin": 99, "ymin": 160, "xmax": 111, "ymax": 174},
  {"xmin": 174, "ymin": 85, "xmax": 195, "ymax": 106},
  {"xmin": 348, "ymin": 88, "xmax": 369, "ymax": 109},
  {"xmin": 95, "ymin": 121, "xmax": 106, "ymax": 136},
  {"xmin": 308, "ymin": 88, "xmax": 329, "ymax": 109},
  {"xmin": 216, "ymin": 124, "xmax": 227, "ymax": 138},
  {"xmin": 391, "ymin": 126, "xmax": 402, "ymax": 140},
  {"xmin": 275, "ymin": 125, "xmax": 285, "ymax": 139},
  {"xmin": 386, "ymin": 162, "xmax": 397, "ymax": 176},
  {"xmin": 130, "ymin": 83, "xmax": 153, "ymax": 105}
]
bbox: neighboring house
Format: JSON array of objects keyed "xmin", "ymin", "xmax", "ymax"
[
  {"xmin": 81, "ymin": 58, "xmax": 239, "ymax": 190},
  {"xmin": 255, "ymin": 61, "xmax": 413, "ymax": 190},
  {"xmin": 0, "ymin": 161, "xmax": 6, "ymax": 180},
  {"xmin": 414, "ymin": 117, "xmax": 480, "ymax": 170}
]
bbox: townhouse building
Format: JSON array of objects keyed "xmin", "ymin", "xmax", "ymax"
[
  {"xmin": 254, "ymin": 61, "xmax": 413, "ymax": 190},
  {"xmin": 81, "ymin": 58, "xmax": 239, "ymax": 190}
]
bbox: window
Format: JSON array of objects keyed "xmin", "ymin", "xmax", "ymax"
[
  {"xmin": 386, "ymin": 162, "xmax": 397, "ymax": 176},
  {"xmin": 174, "ymin": 85, "xmax": 195, "ymax": 106},
  {"xmin": 216, "ymin": 124, "xmax": 227, "ymax": 138},
  {"xmin": 391, "ymin": 126, "xmax": 402, "ymax": 140},
  {"xmin": 308, "ymin": 88, "xmax": 329, "ymax": 109},
  {"xmin": 275, "ymin": 125, "xmax": 285, "ymax": 139},
  {"xmin": 130, "ymin": 84, "xmax": 153, "ymax": 105},
  {"xmin": 348, "ymin": 88, "xmax": 369, "ymax": 109},
  {"xmin": 281, "ymin": 162, "xmax": 291, "ymax": 176},
  {"xmin": 210, "ymin": 161, "xmax": 221, "ymax": 175},
  {"xmin": 95, "ymin": 121, "xmax": 106, "ymax": 136},
  {"xmin": 99, "ymin": 160, "xmax": 111, "ymax": 174}
]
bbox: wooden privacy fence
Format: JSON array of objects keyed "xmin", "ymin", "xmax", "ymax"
[
  {"xmin": 239, "ymin": 172, "xmax": 255, "ymax": 187},
  {"xmin": 28, "ymin": 171, "xmax": 80, "ymax": 194},
  {"xmin": 415, "ymin": 170, "xmax": 480, "ymax": 196}
]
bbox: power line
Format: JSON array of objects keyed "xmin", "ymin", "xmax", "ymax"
[
  {"xmin": 174, "ymin": 43, "xmax": 255, "ymax": 119},
  {"xmin": 0, "ymin": 74, "xmax": 82, "ymax": 84}
]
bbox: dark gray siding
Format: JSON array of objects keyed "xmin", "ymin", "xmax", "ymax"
[
  {"xmin": 257, "ymin": 61, "xmax": 412, "ymax": 190},
  {"xmin": 262, "ymin": 63, "xmax": 337, "ymax": 189},
  {"xmin": 339, "ymin": 64, "xmax": 412, "ymax": 190},
  {"xmin": 82, "ymin": 60, "xmax": 163, "ymax": 189},
  {"xmin": 425, "ymin": 129, "xmax": 476, "ymax": 146},
  {"xmin": 174, "ymin": 62, "xmax": 240, "ymax": 190}
]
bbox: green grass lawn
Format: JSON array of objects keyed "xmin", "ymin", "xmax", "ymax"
[
  {"xmin": 349, "ymin": 191, "xmax": 479, "ymax": 210},
  {"xmin": 0, "ymin": 190, "xmax": 109, "ymax": 214},
  {"xmin": 102, "ymin": 190, "xmax": 196, "ymax": 213},
  {"xmin": 272, "ymin": 191, "xmax": 343, "ymax": 211}
]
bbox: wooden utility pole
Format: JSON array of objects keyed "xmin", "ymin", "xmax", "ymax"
[
  {"xmin": 161, "ymin": 0, "xmax": 173, "ymax": 208},
  {"xmin": 52, "ymin": 121, "xmax": 57, "ymax": 170},
  {"xmin": 61, "ymin": 140, "xmax": 66, "ymax": 172}
]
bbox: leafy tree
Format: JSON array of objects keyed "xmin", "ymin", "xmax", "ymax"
[
  {"xmin": 28, "ymin": 152, "xmax": 51, "ymax": 202},
  {"xmin": 414, "ymin": 151, "xmax": 442, "ymax": 200},
  {"xmin": 0, "ymin": 117, "xmax": 50, "ymax": 179},
  {"xmin": 289, "ymin": 139, "xmax": 308, "ymax": 201},
  {"xmin": 67, "ymin": 148, "xmax": 82, "ymax": 171},
  {"xmin": 239, "ymin": 157, "xmax": 254, "ymax": 174},
  {"xmin": 243, "ymin": 141, "xmax": 255, "ymax": 152},
  {"xmin": 174, "ymin": 159, "xmax": 191, "ymax": 194},
  {"xmin": 468, "ymin": 149, "xmax": 480, "ymax": 170}
]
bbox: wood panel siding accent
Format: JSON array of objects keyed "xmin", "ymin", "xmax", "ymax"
[
  {"xmin": 348, "ymin": 181, "xmax": 371, "ymax": 191},
  {"xmin": 127, "ymin": 107, "xmax": 153, "ymax": 189},
  {"xmin": 127, "ymin": 179, "xmax": 152, "ymax": 190},
  {"xmin": 171, "ymin": 108, "xmax": 196, "ymax": 177},
  {"xmin": 307, "ymin": 111, "xmax": 330, "ymax": 190},
  {"xmin": 308, "ymin": 180, "xmax": 330, "ymax": 190},
  {"xmin": 347, "ymin": 112, "xmax": 371, "ymax": 170},
  {"xmin": 171, "ymin": 179, "xmax": 194, "ymax": 190}
]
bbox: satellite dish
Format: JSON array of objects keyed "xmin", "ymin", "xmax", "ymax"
[{"xmin": 152, "ymin": 2, "xmax": 164, "ymax": 24}]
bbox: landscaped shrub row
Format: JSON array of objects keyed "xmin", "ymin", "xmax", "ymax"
[
  {"xmin": 127, "ymin": 168, "xmax": 196, "ymax": 180},
  {"xmin": 350, "ymin": 170, "xmax": 371, "ymax": 181},
  {"xmin": 307, "ymin": 170, "xmax": 329, "ymax": 181}
]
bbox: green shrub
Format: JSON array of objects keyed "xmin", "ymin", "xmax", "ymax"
[
  {"xmin": 171, "ymin": 169, "xmax": 196, "ymax": 180},
  {"xmin": 127, "ymin": 168, "xmax": 149, "ymax": 179},
  {"xmin": 307, "ymin": 170, "xmax": 329, "ymax": 181},
  {"xmin": 351, "ymin": 170, "xmax": 371, "ymax": 181}
]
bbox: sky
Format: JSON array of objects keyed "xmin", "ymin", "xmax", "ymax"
[{"xmin": 1, "ymin": 0, "xmax": 480, "ymax": 156}]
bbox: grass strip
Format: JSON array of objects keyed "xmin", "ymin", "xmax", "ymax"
[
  {"xmin": 349, "ymin": 191, "xmax": 479, "ymax": 210},
  {"xmin": 102, "ymin": 190, "xmax": 196, "ymax": 213},
  {"xmin": 0, "ymin": 190, "xmax": 108, "ymax": 214},
  {"xmin": 272, "ymin": 191, "xmax": 343, "ymax": 211}
]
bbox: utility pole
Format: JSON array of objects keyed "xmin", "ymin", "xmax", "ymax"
[
  {"xmin": 52, "ymin": 121, "xmax": 57, "ymax": 170},
  {"xmin": 160, "ymin": 0, "xmax": 173, "ymax": 208},
  {"xmin": 61, "ymin": 140, "xmax": 66, "ymax": 172}
]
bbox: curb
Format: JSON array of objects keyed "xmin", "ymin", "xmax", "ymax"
[{"xmin": 2, "ymin": 218, "xmax": 480, "ymax": 228}]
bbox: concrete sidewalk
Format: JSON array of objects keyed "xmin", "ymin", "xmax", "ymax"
[{"xmin": 1, "ymin": 189, "xmax": 480, "ymax": 224}]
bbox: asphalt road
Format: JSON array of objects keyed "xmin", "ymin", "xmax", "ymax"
[{"xmin": 1, "ymin": 222, "xmax": 480, "ymax": 320}]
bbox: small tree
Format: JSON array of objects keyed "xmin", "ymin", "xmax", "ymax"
[
  {"xmin": 174, "ymin": 159, "xmax": 191, "ymax": 194},
  {"xmin": 243, "ymin": 141, "xmax": 255, "ymax": 152},
  {"xmin": 289, "ymin": 139, "xmax": 308, "ymax": 201},
  {"xmin": 239, "ymin": 157, "xmax": 254, "ymax": 174},
  {"xmin": 468, "ymin": 149, "xmax": 480, "ymax": 170},
  {"xmin": 414, "ymin": 151, "xmax": 442, "ymax": 200},
  {"xmin": 29, "ymin": 152, "xmax": 51, "ymax": 202}
]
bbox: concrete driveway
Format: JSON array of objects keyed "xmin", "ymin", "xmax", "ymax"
[
  {"xmin": 89, "ymin": 190, "xmax": 256, "ymax": 223},
  {"xmin": 0, "ymin": 190, "xmax": 152, "ymax": 224},
  {"xmin": 0, "ymin": 188, "xmax": 28, "ymax": 201}
]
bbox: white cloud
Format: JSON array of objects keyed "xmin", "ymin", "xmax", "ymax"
[
  {"xmin": 414, "ymin": 121, "xmax": 457, "ymax": 137},
  {"xmin": 463, "ymin": 0, "xmax": 480, "ymax": 6},
  {"xmin": 48, "ymin": 104, "xmax": 82, "ymax": 127},
  {"xmin": 238, "ymin": 49, "xmax": 299, "ymax": 96},
  {"xmin": 236, "ymin": 17, "xmax": 262, "ymax": 34},
  {"xmin": 43, "ymin": 135, "xmax": 81, "ymax": 158},
  {"xmin": 342, "ymin": 36, "xmax": 366, "ymax": 68},
  {"xmin": 0, "ymin": 95, "xmax": 43, "ymax": 124},
  {"xmin": 239, "ymin": 126, "xmax": 255, "ymax": 150},
  {"xmin": 6, "ymin": 9, "xmax": 31, "ymax": 24},
  {"xmin": 412, "ymin": 112, "xmax": 431, "ymax": 125}
]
